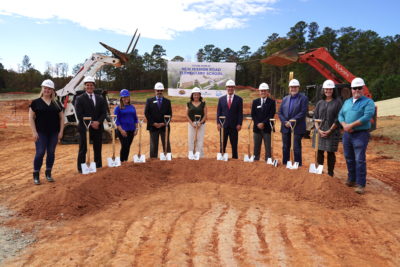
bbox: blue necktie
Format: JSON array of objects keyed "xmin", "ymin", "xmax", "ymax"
[{"xmin": 157, "ymin": 98, "xmax": 162, "ymax": 109}]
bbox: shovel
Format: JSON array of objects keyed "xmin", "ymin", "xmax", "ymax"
[
  {"xmin": 107, "ymin": 115, "xmax": 121, "ymax": 167},
  {"xmin": 309, "ymin": 119, "xmax": 324, "ymax": 174},
  {"xmin": 188, "ymin": 115, "xmax": 201, "ymax": 160},
  {"xmin": 243, "ymin": 116, "xmax": 254, "ymax": 162},
  {"xmin": 286, "ymin": 119, "xmax": 299, "ymax": 170},
  {"xmin": 81, "ymin": 117, "xmax": 96, "ymax": 174},
  {"xmin": 160, "ymin": 115, "xmax": 172, "ymax": 161},
  {"xmin": 133, "ymin": 118, "xmax": 146, "ymax": 163},
  {"xmin": 217, "ymin": 116, "xmax": 228, "ymax": 161},
  {"xmin": 266, "ymin": 118, "xmax": 278, "ymax": 167}
]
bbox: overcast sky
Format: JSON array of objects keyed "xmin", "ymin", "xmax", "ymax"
[{"xmin": 0, "ymin": 0, "xmax": 399, "ymax": 74}]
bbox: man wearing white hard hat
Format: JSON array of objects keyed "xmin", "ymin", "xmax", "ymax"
[
  {"xmin": 216, "ymin": 79, "xmax": 243, "ymax": 159},
  {"xmin": 278, "ymin": 79, "xmax": 309, "ymax": 166},
  {"xmin": 145, "ymin": 82, "xmax": 172, "ymax": 158},
  {"xmin": 75, "ymin": 76, "xmax": 108, "ymax": 173},
  {"xmin": 338, "ymin": 77, "xmax": 375, "ymax": 194},
  {"xmin": 251, "ymin": 83, "xmax": 276, "ymax": 161},
  {"xmin": 29, "ymin": 79, "xmax": 64, "ymax": 184},
  {"xmin": 185, "ymin": 87, "xmax": 207, "ymax": 157}
]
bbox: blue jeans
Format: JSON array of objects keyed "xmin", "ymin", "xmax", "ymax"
[
  {"xmin": 282, "ymin": 132, "xmax": 304, "ymax": 166},
  {"xmin": 34, "ymin": 132, "xmax": 59, "ymax": 172},
  {"xmin": 342, "ymin": 131, "xmax": 369, "ymax": 187}
]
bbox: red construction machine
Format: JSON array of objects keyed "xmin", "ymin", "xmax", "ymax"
[{"xmin": 261, "ymin": 46, "xmax": 377, "ymax": 132}]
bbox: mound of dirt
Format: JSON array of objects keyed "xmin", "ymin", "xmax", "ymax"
[{"xmin": 20, "ymin": 159, "xmax": 363, "ymax": 221}]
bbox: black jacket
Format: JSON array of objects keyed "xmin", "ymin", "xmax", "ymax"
[
  {"xmin": 75, "ymin": 93, "xmax": 107, "ymax": 130},
  {"xmin": 144, "ymin": 97, "xmax": 172, "ymax": 131},
  {"xmin": 251, "ymin": 97, "xmax": 276, "ymax": 133}
]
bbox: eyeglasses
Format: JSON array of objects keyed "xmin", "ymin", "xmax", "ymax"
[{"xmin": 351, "ymin": 87, "xmax": 363, "ymax": 90}]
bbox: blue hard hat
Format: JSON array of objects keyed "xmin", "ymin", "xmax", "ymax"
[{"xmin": 120, "ymin": 89, "xmax": 130, "ymax": 97}]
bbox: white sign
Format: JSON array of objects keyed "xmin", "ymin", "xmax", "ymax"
[{"xmin": 167, "ymin": 62, "xmax": 236, "ymax": 98}]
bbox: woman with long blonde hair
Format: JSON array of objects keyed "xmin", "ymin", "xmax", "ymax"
[{"xmin": 29, "ymin": 79, "xmax": 64, "ymax": 185}]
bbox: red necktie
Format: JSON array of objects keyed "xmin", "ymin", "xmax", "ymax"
[{"xmin": 228, "ymin": 95, "xmax": 232, "ymax": 109}]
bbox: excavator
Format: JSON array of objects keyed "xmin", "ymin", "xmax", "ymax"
[
  {"xmin": 261, "ymin": 46, "xmax": 377, "ymax": 133},
  {"xmin": 56, "ymin": 30, "xmax": 140, "ymax": 144}
]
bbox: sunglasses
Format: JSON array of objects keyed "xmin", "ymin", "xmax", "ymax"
[{"xmin": 352, "ymin": 87, "xmax": 363, "ymax": 90}]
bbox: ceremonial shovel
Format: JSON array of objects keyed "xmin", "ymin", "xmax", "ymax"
[
  {"xmin": 81, "ymin": 117, "xmax": 96, "ymax": 174},
  {"xmin": 266, "ymin": 118, "xmax": 278, "ymax": 167},
  {"xmin": 133, "ymin": 118, "xmax": 146, "ymax": 163},
  {"xmin": 217, "ymin": 116, "xmax": 228, "ymax": 161},
  {"xmin": 160, "ymin": 115, "xmax": 172, "ymax": 161},
  {"xmin": 309, "ymin": 119, "xmax": 324, "ymax": 174},
  {"xmin": 243, "ymin": 116, "xmax": 254, "ymax": 162},
  {"xmin": 188, "ymin": 115, "xmax": 201, "ymax": 160},
  {"xmin": 286, "ymin": 119, "xmax": 299, "ymax": 170},
  {"xmin": 107, "ymin": 115, "xmax": 121, "ymax": 167}
]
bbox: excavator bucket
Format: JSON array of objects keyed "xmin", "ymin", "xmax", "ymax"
[
  {"xmin": 99, "ymin": 42, "xmax": 130, "ymax": 65},
  {"xmin": 260, "ymin": 46, "xmax": 299, "ymax": 66}
]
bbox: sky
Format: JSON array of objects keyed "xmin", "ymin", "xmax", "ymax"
[{"xmin": 0, "ymin": 0, "xmax": 399, "ymax": 75}]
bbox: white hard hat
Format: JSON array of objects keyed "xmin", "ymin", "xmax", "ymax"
[
  {"xmin": 322, "ymin": 80, "xmax": 335, "ymax": 89},
  {"xmin": 154, "ymin": 82, "xmax": 165, "ymax": 90},
  {"xmin": 83, "ymin": 76, "xmax": 96, "ymax": 84},
  {"xmin": 41, "ymin": 79, "xmax": 54, "ymax": 89},
  {"xmin": 351, "ymin": 77, "xmax": 365, "ymax": 88},
  {"xmin": 258, "ymin": 83, "xmax": 269, "ymax": 90},
  {"xmin": 226, "ymin": 79, "xmax": 236, "ymax": 86},
  {"xmin": 192, "ymin": 87, "xmax": 201, "ymax": 94},
  {"xmin": 289, "ymin": 79, "xmax": 300, "ymax": 87}
]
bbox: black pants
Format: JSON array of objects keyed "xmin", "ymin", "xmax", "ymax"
[
  {"xmin": 77, "ymin": 128, "xmax": 103, "ymax": 172},
  {"xmin": 253, "ymin": 131, "xmax": 271, "ymax": 161},
  {"xmin": 317, "ymin": 150, "xmax": 336, "ymax": 176},
  {"xmin": 149, "ymin": 128, "xmax": 171, "ymax": 158},
  {"xmin": 117, "ymin": 130, "xmax": 135, "ymax": 162},
  {"xmin": 222, "ymin": 127, "xmax": 238, "ymax": 159}
]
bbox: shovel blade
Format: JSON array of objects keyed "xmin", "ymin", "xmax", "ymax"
[
  {"xmin": 133, "ymin": 154, "xmax": 146, "ymax": 163},
  {"xmin": 286, "ymin": 161, "xmax": 299, "ymax": 170},
  {"xmin": 160, "ymin": 152, "xmax": 172, "ymax": 161},
  {"xmin": 267, "ymin": 158, "xmax": 279, "ymax": 167},
  {"xmin": 81, "ymin": 162, "xmax": 96, "ymax": 174},
  {"xmin": 107, "ymin": 157, "xmax": 121, "ymax": 167},
  {"xmin": 217, "ymin": 153, "xmax": 228, "ymax": 161},
  {"xmin": 244, "ymin": 154, "xmax": 254, "ymax": 162},
  {"xmin": 309, "ymin": 163, "xmax": 323, "ymax": 174}
]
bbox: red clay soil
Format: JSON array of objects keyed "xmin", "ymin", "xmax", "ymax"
[
  {"xmin": 0, "ymin": 102, "xmax": 399, "ymax": 266},
  {"xmin": 20, "ymin": 160, "xmax": 362, "ymax": 221}
]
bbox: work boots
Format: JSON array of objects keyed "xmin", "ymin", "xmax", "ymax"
[
  {"xmin": 33, "ymin": 171, "xmax": 40, "ymax": 185},
  {"xmin": 45, "ymin": 169, "xmax": 55, "ymax": 182}
]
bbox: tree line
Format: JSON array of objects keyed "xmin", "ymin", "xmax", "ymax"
[{"xmin": 1, "ymin": 21, "xmax": 399, "ymax": 101}]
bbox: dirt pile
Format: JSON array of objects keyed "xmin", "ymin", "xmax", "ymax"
[{"xmin": 20, "ymin": 159, "xmax": 362, "ymax": 221}]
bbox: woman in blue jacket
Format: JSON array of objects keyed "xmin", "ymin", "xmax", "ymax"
[{"xmin": 114, "ymin": 89, "xmax": 138, "ymax": 162}]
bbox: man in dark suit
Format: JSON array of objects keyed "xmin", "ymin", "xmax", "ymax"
[
  {"xmin": 278, "ymin": 79, "xmax": 309, "ymax": 166},
  {"xmin": 75, "ymin": 76, "xmax": 108, "ymax": 172},
  {"xmin": 217, "ymin": 79, "xmax": 243, "ymax": 159},
  {"xmin": 251, "ymin": 83, "xmax": 276, "ymax": 161},
  {"xmin": 145, "ymin": 82, "xmax": 172, "ymax": 158}
]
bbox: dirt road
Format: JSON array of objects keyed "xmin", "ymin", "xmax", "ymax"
[{"xmin": 0, "ymin": 101, "xmax": 399, "ymax": 266}]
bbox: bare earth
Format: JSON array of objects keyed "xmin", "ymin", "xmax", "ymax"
[{"xmin": 0, "ymin": 101, "xmax": 399, "ymax": 266}]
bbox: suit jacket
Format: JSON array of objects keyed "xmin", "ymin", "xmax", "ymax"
[
  {"xmin": 216, "ymin": 94, "xmax": 243, "ymax": 128},
  {"xmin": 144, "ymin": 97, "xmax": 172, "ymax": 131},
  {"xmin": 251, "ymin": 97, "xmax": 276, "ymax": 133},
  {"xmin": 75, "ymin": 93, "xmax": 107, "ymax": 131},
  {"xmin": 278, "ymin": 93, "xmax": 308, "ymax": 134}
]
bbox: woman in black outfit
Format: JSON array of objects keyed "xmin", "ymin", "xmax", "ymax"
[
  {"xmin": 312, "ymin": 80, "xmax": 342, "ymax": 176},
  {"xmin": 29, "ymin": 79, "xmax": 64, "ymax": 185}
]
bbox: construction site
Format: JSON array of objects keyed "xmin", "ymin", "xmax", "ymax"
[
  {"xmin": 0, "ymin": 96, "xmax": 399, "ymax": 266},
  {"xmin": 0, "ymin": 26, "xmax": 399, "ymax": 265}
]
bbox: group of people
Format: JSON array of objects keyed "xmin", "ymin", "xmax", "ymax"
[{"xmin": 29, "ymin": 76, "xmax": 375, "ymax": 194}]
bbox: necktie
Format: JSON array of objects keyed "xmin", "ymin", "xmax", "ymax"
[
  {"xmin": 228, "ymin": 95, "xmax": 232, "ymax": 109},
  {"xmin": 89, "ymin": 94, "xmax": 95, "ymax": 106},
  {"xmin": 157, "ymin": 98, "xmax": 162, "ymax": 109},
  {"xmin": 261, "ymin": 98, "xmax": 264, "ymax": 106}
]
